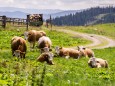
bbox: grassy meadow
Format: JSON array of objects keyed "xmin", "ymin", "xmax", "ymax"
[
  {"xmin": 0, "ymin": 24, "xmax": 115, "ymax": 86},
  {"xmin": 54, "ymin": 23, "xmax": 115, "ymax": 39}
]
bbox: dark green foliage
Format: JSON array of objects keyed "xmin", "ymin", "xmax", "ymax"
[
  {"xmin": 30, "ymin": 21, "xmax": 43, "ymax": 27},
  {"xmin": 52, "ymin": 6, "xmax": 115, "ymax": 26}
]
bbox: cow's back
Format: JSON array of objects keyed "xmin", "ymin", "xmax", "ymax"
[
  {"xmin": 11, "ymin": 37, "xmax": 26, "ymax": 52},
  {"xmin": 69, "ymin": 49, "xmax": 80, "ymax": 58},
  {"xmin": 36, "ymin": 31, "xmax": 43, "ymax": 41},
  {"xmin": 38, "ymin": 36, "xmax": 52, "ymax": 48},
  {"xmin": 28, "ymin": 30, "xmax": 36, "ymax": 42},
  {"xmin": 96, "ymin": 58, "xmax": 107, "ymax": 67},
  {"xmin": 11, "ymin": 37, "xmax": 20, "ymax": 51},
  {"xmin": 85, "ymin": 49, "xmax": 94, "ymax": 57}
]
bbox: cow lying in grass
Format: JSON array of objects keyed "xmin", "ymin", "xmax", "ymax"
[
  {"xmin": 77, "ymin": 46, "xmax": 95, "ymax": 58},
  {"xmin": 55, "ymin": 46, "xmax": 80, "ymax": 59},
  {"xmin": 11, "ymin": 36, "xmax": 27, "ymax": 58},
  {"xmin": 24, "ymin": 30, "xmax": 46, "ymax": 50},
  {"xmin": 37, "ymin": 52, "xmax": 54, "ymax": 65},
  {"xmin": 38, "ymin": 36, "xmax": 52, "ymax": 53},
  {"xmin": 88, "ymin": 57, "xmax": 108, "ymax": 68}
]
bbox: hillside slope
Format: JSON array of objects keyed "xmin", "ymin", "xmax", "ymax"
[{"xmin": 52, "ymin": 7, "xmax": 115, "ymax": 26}]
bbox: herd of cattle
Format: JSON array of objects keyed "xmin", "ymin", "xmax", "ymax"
[{"xmin": 11, "ymin": 30, "xmax": 108, "ymax": 68}]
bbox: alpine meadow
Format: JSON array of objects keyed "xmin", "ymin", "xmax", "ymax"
[{"xmin": 0, "ymin": 23, "xmax": 115, "ymax": 86}]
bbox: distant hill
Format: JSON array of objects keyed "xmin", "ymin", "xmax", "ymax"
[
  {"xmin": 52, "ymin": 6, "xmax": 115, "ymax": 26},
  {"xmin": 0, "ymin": 7, "xmax": 80, "ymax": 20},
  {"xmin": 0, "ymin": 7, "xmax": 62, "ymax": 14},
  {"xmin": 43, "ymin": 10, "xmax": 80, "ymax": 20},
  {"xmin": 0, "ymin": 11, "xmax": 28, "ymax": 18},
  {"xmin": 51, "ymin": 10, "xmax": 81, "ymax": 18}
]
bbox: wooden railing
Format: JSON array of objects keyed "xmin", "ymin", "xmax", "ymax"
[{"xmin": 0, "ymin": 14, "xmax": 43, "ymax": 30}]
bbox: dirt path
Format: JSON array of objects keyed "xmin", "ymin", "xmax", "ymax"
[{"xmin": 55, "ymin": 29, "xmax": 115, "ymax": 49}]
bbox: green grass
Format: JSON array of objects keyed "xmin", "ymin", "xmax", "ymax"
[
  {"xmin": 0, "ymin": 26, "xmax": 90, "ymax": 49},
  {"xmin": 0, "ymin": 48, "xmax": 115, "ymax": 86},
  {"xmin": 0, "ymin": 25, "xmax": 115, "ymax": 86},
  {"xmin": 46, "ymin": 30, "xmax": 91, "ymax": 47},
  {"xmin": 54, "ymin": 23, "xmax": 115, "ymax": 39}
]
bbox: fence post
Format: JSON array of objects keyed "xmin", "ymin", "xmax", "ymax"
[
  {"xmin": 26, "ymin": 15, "xmax": 30, "ymax": 31},
  {"xmin": 46, "ymin": 20, "xmax": 49, "ymax": 28},
  {"xmin": 13, "ymin": 18, "xmax": 14, "ymax": 25},
  {"xmin": 18, "ymin": 19, "xmax": 20, "ymax": 25},
  {"xmin": 50, "ymin": 15, "xmax": 52, "ymax": 30},
  {"xmin": 22, "ymin": 19, "xmax": 24, "ymax": 25},
  {"xmin": 2, "ymin": 15, "xmax": 6, "ymax": 28}
]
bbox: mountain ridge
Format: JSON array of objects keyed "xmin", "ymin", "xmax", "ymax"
[{"xmin": 0, "ymin": 7, "xmax": 80, "ymax": 19}]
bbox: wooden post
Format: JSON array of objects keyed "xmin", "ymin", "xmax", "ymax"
[
  {"xmin": 50, "ymin": 15, "xmax": 52, "ymax": 30},
  {"xmin": 26, "ymin": 15, "xmax": 30, "ymax": 31},
  {"xmin": 22, "ymin": 19, "xmax": 24, "ymax": 25},
  {"xmin": 46, "ymin": 20, "xmax": 49, "ymax": 28},
  {"xmin": 18, "ymin": 19, "xmax": 20, "ymax": 25},
  {"xmin": 9, "ymin": 18, "xmax": 11, "ymax": 24},
  {"xmin": 13, "ymin": 18, "xmax": 14, "ymax": 25},
  {"xmin": 2, "ymin": 15, "xmax": 6, "ymax": 28}
]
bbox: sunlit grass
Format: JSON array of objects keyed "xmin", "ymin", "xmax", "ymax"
[
  {"xmin": 53, "ymin": 23, "xmax": 115, "ymax": 39},
  {"xmin": 0, "ymin": 24, "xmax": 115, "ymax": 85}
]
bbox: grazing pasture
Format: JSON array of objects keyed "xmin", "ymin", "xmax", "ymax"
[
  {"xmin": 0, "ymin": 24, "xmax": 115, "ymax": 86},
  {"xmin": 55, "ymin": 23, "xmax": 115, "ymax": 39}
]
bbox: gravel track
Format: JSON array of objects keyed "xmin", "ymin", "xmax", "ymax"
[{"xmin": 55, "ymin": 29, "xmax": 115, "ymax": 49}]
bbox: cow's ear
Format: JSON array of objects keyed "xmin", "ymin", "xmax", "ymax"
[
  {"xmin": 59, "ymin": 47, "xmax": 62, "ymax": 49},
  {"xmin": 77, "ymin": 46, "xmax": 80, "ymax": 50},
  {"xmin": 83, "ymin": 47, "xmax": 86, "ymax": 50},
  {"xmin": 49, "ymin": 48, "xmax": 52, "ymax": 51},
  {"xmin": 41, "ymin": 48, "xmax": 44, "ymax": 51}
]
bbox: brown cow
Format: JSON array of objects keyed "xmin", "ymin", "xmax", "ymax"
[
  {"xmin": 77, "ymin": 46, "xmax": 95, "ymax": 58},
  {"xmin": 11, "ymin": 36, "xmax": 27, "ymax": 58},
  {"xmin": 38, "ymin": 36, "xmax": 52, "ymax": 53},
  {"xmin": 88, "ymin": 57, "xmax": 108, "ymax": 68},
  {"xmin": 37, "ymin": 52, "xmax": 54, "ymax": 65},
  {"xmin": 55, "ymin": 46, "xmax": 80, "ymax": 59},
  {"xmin": 24, "ymin": 30, "xmax": 46, "ymax": 50}
]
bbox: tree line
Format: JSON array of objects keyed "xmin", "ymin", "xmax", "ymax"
[{"xmin": 52, "ymin": 6, "xmax": 115, "ymax": 26}]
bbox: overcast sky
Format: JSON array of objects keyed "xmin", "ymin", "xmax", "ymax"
[{"xmin": 0, "ymin": 0, "xmax": 115, "ymax": 10}]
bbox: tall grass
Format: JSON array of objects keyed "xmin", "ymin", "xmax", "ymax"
[
  {"xmin": 54, "ymin": 23, "xmax": 115, "ymax": 39},
  {"xmin": 0, "ymin": 24, "xmax": 115, "ymax": 85}
]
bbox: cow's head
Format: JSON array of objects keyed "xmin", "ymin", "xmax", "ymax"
[
  {"xmin": 13, "ymin": 50, "xmax": 25, "ymax": 58},
  {"xmin": 77, "ymin": 46, "xmax": 86, "ymax": 51},
  {"xmin": 77, "ymin": 46, "xmax": 86, "ymax": 56},
  {"xmin": 55, "ymin": 46, "xmax": 62, "ymax": 55},
  {"xmin": 37, "ymin": 52, "xmax": 54, "ymax": 65},
  {"xmin": 40, "ymin": 47, "xmax": 52, "ymax": 53},
  {"xmin": 88, "ymin": 57, "xmax": 97, "ymax": 68},
  {"xmin": 24, "ymin": 31, "xmax": 29, "ymax": 40},
  {"xmin": 47, "ymin": 52, "xmax": 54, "ymax": 65}
]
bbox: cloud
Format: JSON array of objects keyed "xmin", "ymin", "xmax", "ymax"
[
  {"xmin": 0, "ymin": 0, "xmax": 115, "ymax": 10},
  {"xmin": 7, "ymin": 0, "xmax": 14, "ymax": 3}
]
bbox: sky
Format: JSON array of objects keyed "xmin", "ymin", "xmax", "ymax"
[{"xmin": 0, "ymin": 0, "xmax": 115, "ymax": 10}]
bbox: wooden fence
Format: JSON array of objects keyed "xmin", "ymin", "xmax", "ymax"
[
  {"xmin": 0, "ymin": 15, "xmax": 29, "ymax": 30},
  {"xmin": 0, "ymin": 16, "xmax": 6, "ymax": 28},
  {"xmin": 0, "ymin": 14, "xmax": 43, "ymax": 30}
]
